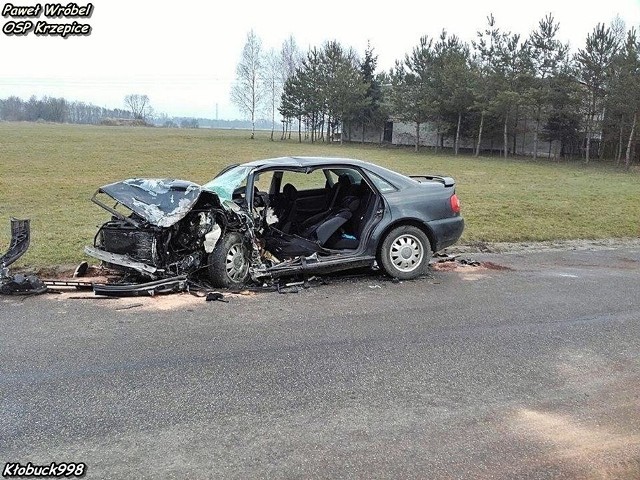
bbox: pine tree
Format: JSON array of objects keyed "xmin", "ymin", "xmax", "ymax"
[{"xmin": 576, "ymin": 23, "xmax": 618, "ymax": 163}]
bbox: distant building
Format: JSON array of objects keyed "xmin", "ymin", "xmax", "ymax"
[{"xmin": 344, "ymin": 118, "xmax": 586, "ymax": 159}]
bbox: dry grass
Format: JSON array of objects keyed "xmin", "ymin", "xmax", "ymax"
[{"xmin": 1, "ymin": 122, "xmax": 639, "ymax": 268}]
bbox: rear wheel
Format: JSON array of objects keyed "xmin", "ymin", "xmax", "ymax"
[
  {"xmin": 378, "ymin": 225, "xmax": 431, "ymax": 280},
  {"xmin": 207, "ymin": 232, "xmax": 250, "ymax": 288}
]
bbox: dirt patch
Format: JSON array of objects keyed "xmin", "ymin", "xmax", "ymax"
[
  {"xmin": 447, "ymin": 237, "xmax": 640, "ymax": 255},
  {"xmin": 430, "ymin": 261, "xmax": 460, "ymax": 271},
  {"xmin": 513, "ymin": 409, "xmax": 640, "ymax": 479},
  {"xmin": 36, "ymin": 263, "xmax": 103, "ymax": 278},
  {"xmin": 37, "ymin": 263, "xmax": 120, "ymax": 284},
  {"xmin": 50, "ymin": 291, "xmax": 252, "ymax": 311},
  {"xmin": 50, "ymin": 288, "xmax": 259, "ymax": 311},
  {"xmin": 135, "ymin": 293, "xmax": 207, "ymax": 311},
  {"xmin": 430, "ymin": 260, "xmax": 511, "ymax": 272}
]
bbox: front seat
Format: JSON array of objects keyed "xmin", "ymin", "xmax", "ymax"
[{"xmin": 277, "ymin": 183, "xmax": 298, "ymax": 233}]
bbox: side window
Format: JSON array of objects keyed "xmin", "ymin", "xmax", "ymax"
[
  {"xmin": 280, "ymin": 169, "xmax": 328, "ymax": 191},
  {"xmin": 367, "ymin": 171, "xmax": 397, "ymax": 193},
  {"xmin": 253, "ymin": 171, "xmax": 275, "ymax": 193}
]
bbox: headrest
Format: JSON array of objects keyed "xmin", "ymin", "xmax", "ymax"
[
  {"xmin": 338, "ymin": 175, "xmax": 352, "ymax": 187},
  {"xmin": 282, "ymin": 183, "xmax": 298, "ymax": 200}
]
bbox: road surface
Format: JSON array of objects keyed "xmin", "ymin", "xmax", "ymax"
[{"xmin": 1, "ymin": 246, "xmax": 639, "ymax": 479}]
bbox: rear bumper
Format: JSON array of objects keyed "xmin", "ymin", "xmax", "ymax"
[{"xmin": 428, "ymin": 216, "xmax": 465, "ymax": 252}]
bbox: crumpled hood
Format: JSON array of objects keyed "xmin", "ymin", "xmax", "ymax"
[{"xmin": 98, "ymin": 178, "xmax": 204, "ymax": 227}]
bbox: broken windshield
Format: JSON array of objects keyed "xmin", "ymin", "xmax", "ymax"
[{"xmin": 202, "ymin": 166, "xmax": 252, "ymax": 202}]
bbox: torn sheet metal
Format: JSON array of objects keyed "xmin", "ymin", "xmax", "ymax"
[
  {"xmin": 96, "ymin": 178, "xmax": 206, "ymax": 227},
  {"xmin": 84, "ymin": 245, "xmax": 159, "ymax": 278}
]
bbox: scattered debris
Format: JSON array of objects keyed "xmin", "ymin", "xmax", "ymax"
[
  {"xmin": 430, "ymin": 256, "xmax": 511, "ymax": 273},
  {"xmin": 434, "ymin": 252, "xmax": 458, "ymax": 262},
  {"xmin": 66, "ymin": 296, "xmax": 118, "ymax": 300},
  {"xmin": 205, "ymin": 291, "xmax": 228, "ymax": 303},
  {"xmin": 0, "ymin": 273, "xmax": 47, "ymax": 295},
  {"xmin": 458, "ymin": 258, "xmax": 481, "ymax": 267},
  {"xmin": 114, "ymin": 303, "xmax": 143, "ymax": 311}
]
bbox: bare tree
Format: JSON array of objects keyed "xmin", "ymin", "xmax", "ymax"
[
  {"xmin": 124, "ymin": 94, "xmax": 152, "ymax": 120},
  {"xmin": 280, "ymin": 35, "xmax": 302, "ymax": 139},
  {"xmin": 262, "ymin": 48, "xmax": 283, "ymax": 141},
  {"xmin": 280, "ymin": 35, "xmax": 302, "ymax": 81},
  {"xmin": 231, "ymin": 29, "xmax": 265, "ymax": 139}
]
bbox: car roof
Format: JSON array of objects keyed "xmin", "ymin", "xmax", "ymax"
[
  {"xmin": 241, "ymin": 156, "xmax": 371, "ymax": 169},
  {"xmin": 238, "ymin": 156, "xmax": 420, "ymax": 189}
]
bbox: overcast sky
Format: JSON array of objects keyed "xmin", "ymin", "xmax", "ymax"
[{"xmin": 1, "ymin": 0, "xmax": 639, "ymax": 119}]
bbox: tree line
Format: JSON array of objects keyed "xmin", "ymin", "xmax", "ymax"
[
  {"xmin": 232, "ymin": 15, "xmax": 640, "ymax": 169},
  {"xmin": 0, "ymin": 95, "xmax": 135, "ymax": 125},
  {"xmin": 0, "ymin": 94, "xmax": 206, "ymax": 128}
]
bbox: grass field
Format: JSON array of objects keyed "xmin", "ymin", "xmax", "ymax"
[{"xmin": 1, "ymin": 122, "xmax": 639, "ymax": 269}]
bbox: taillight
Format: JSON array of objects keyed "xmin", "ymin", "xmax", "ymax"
[{"xmin": 450, "ymin": 194, "xmax": 461, "ymax": 214}]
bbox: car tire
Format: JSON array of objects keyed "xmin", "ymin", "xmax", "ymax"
[
  {"xmin": 378, "ymin": 225, "xmax": 431, "ymax": 280},
  {"xmin": 207, "ymin": 232, "xmax": 250, "ymax": 288}
]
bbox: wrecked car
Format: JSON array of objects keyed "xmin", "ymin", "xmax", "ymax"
[{"xmin": 85, "ymin": 156, "xmax": 464, "ymax": 288}]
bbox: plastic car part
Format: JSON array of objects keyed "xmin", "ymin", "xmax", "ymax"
[
  {"xmin": 93, "ymin": 275, "xmax": 188, "ymax": 297},
  {"xmin": 0, "ymin": 273, "xmax": 48, "ymax": 295},
  {"xmin": 0, "ymin": 218, "xmax": 30, "ymax": 268},
  {"xmin": 0, "ymin": 218, "xmax": 48, "ymax": 296},
  {"xmin": 42, "ymin": 279, "xmax": 95, "ymax": 290}
]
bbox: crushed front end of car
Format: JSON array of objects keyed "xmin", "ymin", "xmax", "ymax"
[{"xmin": 85, "ymin": 178, "xmax": 231, "ymax": 282}]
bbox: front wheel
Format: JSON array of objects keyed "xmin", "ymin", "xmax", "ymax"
[
  {"xmin": 378, "ymin": 225, "xmax": 431, "ymax": 280},
  {"xmin": 207, "ymin": 232, "xmax": 250, "ymax": 288}
]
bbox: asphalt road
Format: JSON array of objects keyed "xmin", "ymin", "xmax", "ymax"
[{"xmin": 1, "ymin": 246, "xmax": 639, "ymax": 479}]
